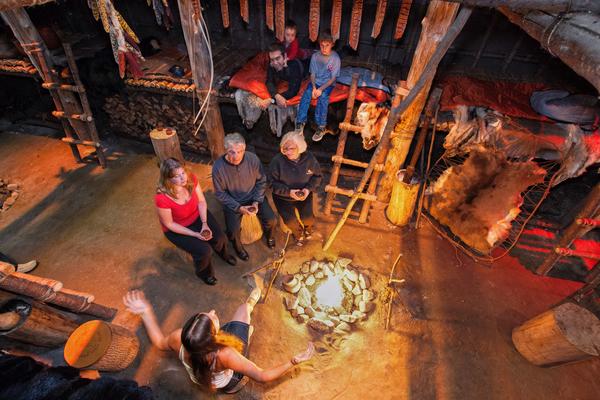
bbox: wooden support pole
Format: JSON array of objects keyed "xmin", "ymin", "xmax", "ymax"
[
  {"xmin": 446, "ymin": 0, "xmax": 600, "ymax": 13},
  {"xmin": 500, "ymin": 7, "xmax": 600, "ymax": 93},
  {"xmin": 536, "ymin": 183, "xmax": 600, "ymax": 275},
  {"xmin": 324, "ymin": 74, "xmax": 360, "ymax": 216},
  {"xmin": 178, "ymin": 0, "xmax": 225, "ymax": 160},
  {"xmin": 379, "ymin": 1, "xmax": 466, "ymax": 202}
]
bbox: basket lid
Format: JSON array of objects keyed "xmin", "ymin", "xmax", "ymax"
[{"xmin": 64, "ymin": 320, "xmax": 112, "ymax": 368}]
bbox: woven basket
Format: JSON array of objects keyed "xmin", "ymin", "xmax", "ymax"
[
  {"xmin": 240, "ymin": 213, "xmax": 263, "ymax": 244},
  {"xmin": 64, "ymin": 320, "xmax": 139, "ymax": 371}
]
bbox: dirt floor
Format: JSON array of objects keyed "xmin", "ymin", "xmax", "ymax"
[{"xmin": 1, "ymin": 131, "xmax": 599, "ymax": 400}]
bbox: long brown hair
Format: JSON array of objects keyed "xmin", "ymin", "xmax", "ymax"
[
  {"xmin": 181, "ymin": 313, "xmax": 244, "ymax": 391},
  {"xmin": 157, "ymin": 158, "xmax": 194, "ymax": 197}
]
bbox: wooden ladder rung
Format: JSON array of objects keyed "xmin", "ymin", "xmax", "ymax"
[
  {"xmin": 324, "ymin": 185, "xmax": 377, "ymax": 202},
  {"xmin": 52, "ymin": 111, "xmax": 93, "ymax": 122},
  {"xmin": 338, "ymin": 121, "xmax": 363, "ymax": 133},
  {"xmin": 331, "ymin": 155, "xmax": 384, "ymax": 171},
  {"xmin": 61, "ymin": 137, "xmax": 101, "ymax": 148},
  {"xmin": 42, "ymin": 82, "xmax": 84, "ymax": 93}
]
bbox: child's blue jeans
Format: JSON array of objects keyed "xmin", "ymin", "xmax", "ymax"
[{"xmin": 296, "ymin": 85, "xmax": 334, "ymax": 128}]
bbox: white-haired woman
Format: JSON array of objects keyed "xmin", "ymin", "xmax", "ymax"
[{"xmin": 269, "ymin": 132, "xmax": 322, "ymax": 246}]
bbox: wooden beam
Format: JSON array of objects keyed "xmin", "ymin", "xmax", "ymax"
[
  {"xmin": 177, "ymin": 0, "xmax": 225, "ymax": 160},
  {"xmin": 500, "ymin": 8, "xmax": 600, "ymax": 93},
  {"xmin": 446, "ymin": 0, "xmax": 600, "ymax": 13},
  {"xmin": 0, "ymin": 0, "xmax": 54, "ymax": 12},
  {"xmin": 536, "ymin": 183, "xmax": 600, "ymax": 276},
  {"xmin": 378, "ymin": 1, "xmax": 467, "ymax": 202}
]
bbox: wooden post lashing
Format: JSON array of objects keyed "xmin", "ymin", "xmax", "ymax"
[{"xmin": 324, "ymin": 73, "xmax": 360, "ymax": 216}]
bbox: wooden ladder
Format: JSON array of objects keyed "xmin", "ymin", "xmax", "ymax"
[
  {"xmin": 37, "ymin": 43, "xmax": 106, "ymax": 168},
  {"xmin": 323, "ymin": 74, "xmax": 408, "ymax": 223}
]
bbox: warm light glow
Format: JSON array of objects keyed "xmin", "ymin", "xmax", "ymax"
[{"xmin": 315, "ymin": 275, "xmax": 344, "ymax": 308}]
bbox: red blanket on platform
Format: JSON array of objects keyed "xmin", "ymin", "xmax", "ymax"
[
  {"xmin": 229, "ymin": 52, "xmax": 389, "ymax": 106},
  {"xmin": 439, "ymin": 75, "xmax": 549, "ymax": 121}
]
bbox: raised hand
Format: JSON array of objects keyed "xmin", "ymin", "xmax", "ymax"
[
  {"xmin": 292, "ymin": 342, "xmax": 315, "ymax": 364},
  {"xmin": 123, "ymin": 290, "xmax": 151, "ymax": 315}
]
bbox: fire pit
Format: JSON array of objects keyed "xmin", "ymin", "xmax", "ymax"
[
  {"xmin": 0, "ymin": 180, "xmax": 19, "ymax": 212},
  {"xmin": 282, "ymin": 258, "xmax": 375, "ymax": 335}
]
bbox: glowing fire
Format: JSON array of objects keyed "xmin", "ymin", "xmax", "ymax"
[{"xmin": 315, "ymin": 275, "xmax": 344, "ymax": 308}]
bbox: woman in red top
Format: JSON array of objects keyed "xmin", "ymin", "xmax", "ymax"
[{"xmin": 155, "ymin": 158, "xmax": 236, "ymax": 285}]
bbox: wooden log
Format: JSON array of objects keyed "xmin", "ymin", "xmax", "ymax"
[
  {"xmin": 0, "ymin": 263, "xmax": 61, "ymax": 300},
  {"xmin": 512, "ymin": 302, "xmax": 600, "ymax": 367},
  {"xmin": 178, "ymin": 0, "xmax": 225, "ymax": 160},
  {"xmin": 149, "ymin": 127, "xmax": 184, "ymax": 164},
  {"xmin": 0, "ymin": 311, "xmax": 20, "ymax": 330},
  {"xmin": 0, "ymin": 298, "xmax": 78, "ymax": 347},
  {"xmin": 379, "ymin": 1, "xmax": 463, "ymax": 202},
  {"xmin": 500, "ymin": 8, "xmax": 600, "ymax": 93},
  {"xmin": 447, "ymin": 0, "xmax": 600, "ymax": 13}
]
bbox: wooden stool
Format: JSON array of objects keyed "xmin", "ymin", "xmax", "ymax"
[
  {"xmin": 512, "ymin": 302, "xmax": 600, "ymax": 367},
  {"xmin": 64, "ymin": 320, "xmax": 139, "ymax": 371}
]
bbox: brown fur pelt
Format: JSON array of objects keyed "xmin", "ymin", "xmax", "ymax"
[
  {"xmin": 354, "ymin": 102, "xmax": 390, "ymax": 150},
  {"xmin": 430, "ymin": 145, "xmax": 546, "ymax": 253},
  {"xmin": 330, "ymin": 0, "xmax": 342, "ymax": 41}
]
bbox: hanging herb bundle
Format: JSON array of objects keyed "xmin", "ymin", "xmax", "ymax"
[
  {"xmin": 87, "ymin": 0, "xmax": 144, "ymax": 79},
  {"xmin": 147, "ymin": 0, "xmax": 174, "ymax": 30}
]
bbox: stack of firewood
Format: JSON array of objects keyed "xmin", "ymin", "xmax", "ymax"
[
  {"xmin": 103, "ymin": 92, "xmax": 209, "ymax": 153},
  {"xmin": 0, "ymin": 180, "xmax": 19, "ymax": 212}
]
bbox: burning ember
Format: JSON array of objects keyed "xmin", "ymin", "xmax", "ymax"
[
  {"xmin": 0, "ymin": 179, "xmax": 19, "ymax": 212},
  {"xmin": 282, "ymin": 258, "xmax": 375, "ymax": 335}
]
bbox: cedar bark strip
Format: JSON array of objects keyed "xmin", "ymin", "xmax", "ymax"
[
  {"xmin": 309, "ymin": 0, "xmax": 320, "ymax": 42},
  {"xmin": 330, "ymin": 0, "xmax": 342, "ymax": 41},
  {"xmin": 240, "ymin": 0, "xmax": 249, "ymax": 23},
  {"xmin": 266, "ymin": 0, "xmax": 274, "ymax": 31},
  {"xmin": 500, "ymin": 8, "xmax": 600, "ymax": 94},
  {"xmin": 380, "ymin": 2, "xmax": 466, "ymax": 201},
  {"xmin": 220, "ymin": 0, "xmax": 230, "ymax": 28},
  {"xmin": 275, "ymin": 0, "xmax": 285, "ymax": 42},
  {"xmin": 371, "ymin": 0, "xmax": 387, "ymax": 39},
  {"xmin": 394, "ymin": 0, "xmax": 413, "ymax": 40},
  {"xmin": 349, "ymin": 0, "xmax": 363, "ymax": 50},
  {"xmin": 447, "ymin": 0, "xmax": 600, "ymax": 13}
]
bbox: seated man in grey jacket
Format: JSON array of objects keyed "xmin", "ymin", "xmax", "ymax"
[{"xmin": 212, "ymin": 133, "xmax": 277, "ymax": 261}]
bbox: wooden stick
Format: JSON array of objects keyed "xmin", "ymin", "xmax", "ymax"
[
  {"xmin": 446, "ymin": 0, "xmax": 600, "ymax": 13},
  {"xmin": 385, "ymin": 253, "xmax": 404, "ymax": 330},
  {"xmin": 262, "ymin": 232, "xmax": 291, "ymax": 302}
]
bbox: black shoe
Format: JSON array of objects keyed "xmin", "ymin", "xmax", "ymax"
[
  {"xmin": 224, "ymin": 254, "xmax": 237, "ymax": 266},
  {"xmin": 267, "ymin": 237, "xmax": 276, "ymax": 249},
  {"xmin": 303, "ymin": 228, "xmax": 313, "ymax": 240},
  {"xmin": 234, "ymin": 246, "xmax": 249, "ymax": 261},
  {"xmin": 201, "ymin": 276, "xmax": 218, "ymax": 285}
]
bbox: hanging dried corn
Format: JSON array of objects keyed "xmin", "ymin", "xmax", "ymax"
[
  {"xmin": 371, "ymin": 0, "xmax": 387, "ymax": 39},
  {"xmin": 266, "ymin": 0, "xmax": 274, "ymax": 31},
  {"xmin": 240, "ymin": 0, "xmax": 249, "ymax": 24},
  {"xmin": 147, "ymin": 0, "xmax": 174, "ymax": 30},
  {"xmin": 349, "ymin": 0, "xmax": 363, "ymax": 50},
  {"xmin": 394, "ymin": 0, "xmax": 412, "ymax": 40},
  {"xmin": 309, "ymin": 0, "xmax": 320, "ymax": 42},
  {"xmin": 220, "ymin": 0, "xmax": 230, "ymax": 28},
  {"xmin": 330, "ymin": 0, "xmax": 342, "ymax": 41},
  {"xmin": 87, "ymin": 0, "xmax": 144, "ymax": 79},
  {"xmin": 275, "ymin": 0, "xmax": 285, "ymax": 42}
]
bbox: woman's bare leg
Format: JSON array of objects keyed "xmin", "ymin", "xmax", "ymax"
[{"xmin": 229, "ymin": 288, "xmax": 261, "ymax": 324}]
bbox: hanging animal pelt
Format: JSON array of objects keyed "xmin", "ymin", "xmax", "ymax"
[
  {"xmin": 87, "ymin": 0, "xmax": 144, "ymax": 79},
  {"xmin": 394, "ymin": 0, "xmax": 412, "ymax": 40},
  {"xmin": 240, "ymin": 0, "xmax": 249, "ymax": 23},
  {"xmin": 309, "ymin": 0, "xmax": 320, "ymax": 42},
  {"xmin": 147, "ymin": 0, "xmax": 174, "ymax": 30},
  {"xmin": 371, "ymin": 0, "xmax": 387, "ymax": 39},
  {"xmin": 330, "ymin": 0, "xmax": 342, "ymax": 41},
  {"xmin": 220, "ymin": 0, "xmax": 230, "ymax": 28},
  {"xmin": 349, "ymin": 0, "xmax": 363, "ymax": 50},
  {"xmin": 266, "ymin": 0, "xmax": 274, "ymax": 31},
  {"xmin": 275, "ymin": 0, "xmax": 285, "ymax": 42}
]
